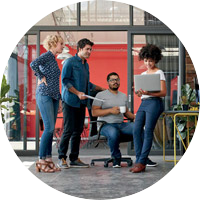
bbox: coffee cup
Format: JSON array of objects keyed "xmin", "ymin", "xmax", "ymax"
[{"xmin": 119, "ymin": 106, "xmax": 126, "ymax": 113}]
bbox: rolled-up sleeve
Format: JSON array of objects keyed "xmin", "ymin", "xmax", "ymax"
[
  {"xmin": 62, "ymin": 59, "xmax": 74, "ymax": 89},
  {"xmin": 89, "ymin": 82, "xmax": 96, "ymax": 91}
]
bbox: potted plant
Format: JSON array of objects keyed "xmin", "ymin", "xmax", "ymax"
[
  {"xmin": 0, "ymin": 75, "xmax": 14, "ymax": 123},
  {"xmin": 181, "ymin": 83, "xmax": 196, "ymax": 110},
  {"xmin": 173, "ymin": 83, "xmax": 197, "ymax": 141}
]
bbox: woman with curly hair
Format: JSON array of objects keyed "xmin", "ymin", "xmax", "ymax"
[
  {"xmin": 130, "ymin": 44, "xmax": 167, "ymax": 173},
  {"xmin": 30, "ymin": 35, "xmax": 64, "ymax": 173}
]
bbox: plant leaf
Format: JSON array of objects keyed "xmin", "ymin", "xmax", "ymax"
[
  {"xmin": 0, "ymin": 105, "xmax": 8, "ymax": 110},
  {"xmin": 177, "ymin": 131, "xmax": 187, "ymax": 141},
  {"xmin": 0, "ymin": 97, "xmax": 13, "ymax": 104},
  {"xmin": 1, "ymin": 85, "xmax": 10, "ymax": 98},
  {"xmin": 177, "ymin": 123, "xmax": 185, "ymax": 132},
  {"xmin": 1, "ymin": 75, "xmax": 10, "ymax": 98},
  {"xmin": 1, "ymin": 112, "xmax": 5, "ymax": 123}
]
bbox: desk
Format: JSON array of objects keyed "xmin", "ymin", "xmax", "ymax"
[{"xmin": 162, "ymin": 110, "xmax": 199, "ymax": 165}]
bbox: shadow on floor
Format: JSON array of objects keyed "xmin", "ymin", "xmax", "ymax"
[{"xmin": 19, "ymin": 142, "xmax": 177, "ymax": 199}]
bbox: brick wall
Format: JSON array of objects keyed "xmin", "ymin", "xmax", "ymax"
[{"xmin": 186, "ymin": 50, "xmax": 197, "ymax": 89}]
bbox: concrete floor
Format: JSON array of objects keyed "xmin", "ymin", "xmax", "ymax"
[{"xmin": 19, "ymin": 143, "xmax": 177, "ymax": 199}]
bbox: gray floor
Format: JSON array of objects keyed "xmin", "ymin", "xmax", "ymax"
[{"xmin": 19, "ymin": 142, "xmax": 177, "ymax": 199}]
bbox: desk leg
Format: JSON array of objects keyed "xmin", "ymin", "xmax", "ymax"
[
  {"xmin": 163, "ymin": 116, "xmax": 165, "ymax": 161},
  {"xmin": 187, "ymin": 116, "xmax": 189, "ymax": 148},
  {"xmin": 195, "ymin": 116, "xmax": 197, "ymax": 127},
  {"xmin": 174, "ymin": 116, "xmax": 177, "ymax": 166}
]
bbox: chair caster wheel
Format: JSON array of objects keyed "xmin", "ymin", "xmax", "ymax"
[
  {"xmin": 91, "ymin": 162, "xmax": 95, "ymax": 166},
  {"xmin": 128, "ymin": 161, "xmax": 133, "ymax": 167},
  {"xmin": 104, "ymin": 162, "xmax": 109, "ymax": 168}
]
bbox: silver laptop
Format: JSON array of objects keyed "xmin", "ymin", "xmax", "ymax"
[{"xmin": 134, "ymin": 74, "xmax": 161, "ymax": 92}]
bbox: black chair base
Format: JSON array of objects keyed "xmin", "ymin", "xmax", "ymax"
[{"xmin": 90, "ymin": 157, "xmax": 133, "ymax": 168}]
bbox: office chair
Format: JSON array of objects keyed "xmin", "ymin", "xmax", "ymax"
[{"xmin": 89, "ymin": 120, "xmax": 133, "ymax": 167}]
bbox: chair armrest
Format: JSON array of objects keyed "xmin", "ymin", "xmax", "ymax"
[
  {"xmin": 89, "ymin": 120, "xmax": 107, "ymax": 142},
  {"xmin": 123, "ymin": 118, "xmax": 133, "ymax": 122},
  {"xmin": 90, "ymin": 120, "xmax": 106, "ymax": 124},
  {"xmin": 90, "ymin": 120, "xmax": 107, "ymax": 130}
]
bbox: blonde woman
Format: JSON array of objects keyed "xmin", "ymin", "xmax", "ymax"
[{"xmin": 30, "ymin": 35, "xmax": 64, "ymax": 173}]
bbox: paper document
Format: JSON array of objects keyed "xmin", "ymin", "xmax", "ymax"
[{"xmin": 82, "ymin": 94, "xmax": 105, "ymax": 102}]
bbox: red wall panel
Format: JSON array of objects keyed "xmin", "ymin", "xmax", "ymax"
[{"xmin": 21, "ymin": 44, "xmax": 136, "ymax": 138}]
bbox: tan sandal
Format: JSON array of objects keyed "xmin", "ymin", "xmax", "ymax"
[
  {"xmin": 46, "ymin": 161, "xmax": 61, "ymax": 172},
  {"xmin": 35, "ymin": 161, "xmax": 55, "ymax": 173}
]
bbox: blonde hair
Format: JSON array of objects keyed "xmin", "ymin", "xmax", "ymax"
[{"xmin": 43, "ymin": 35, "xmax": 63, "ymax": 50}]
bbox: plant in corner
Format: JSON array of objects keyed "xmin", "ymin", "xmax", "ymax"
[
  {"xmin": 181, "ymin": 83, "xmax": 196, "ymax": 110},
  {"xmin": 173, "ymin": 83, "xmax": 197, "ymax": 141},
  {"xmin": 0, "ymin": 75, "xmax": 14, "ymax": 123}
]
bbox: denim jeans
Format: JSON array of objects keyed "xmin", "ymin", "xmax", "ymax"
[
  {"xmin": 58, "ymin": 102, "xmax": 86, "ymax": 161},
  {"xmin": 36, "ymin": 92, "xmax": 59, "ymax": 159},
  {"xmin": 100, "ymin": 122, "xmax": 134, "ymax": 159},
  {"xmin": 133, "ymin": 98, "xmax": 164, "ymax": 165}
]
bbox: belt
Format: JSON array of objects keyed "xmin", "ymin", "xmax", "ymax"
[{"xmin": 142, "ymin": 97, "xmax": 161, "ymax": 101}]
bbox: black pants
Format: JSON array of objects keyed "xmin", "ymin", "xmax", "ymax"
[
  {"xmin": 87, "ymin": 108, "xmax": 98, "ymax": 137},
  {"xmin": 58, "ymin": 102, "xmax": 86, "ymax": 161}
]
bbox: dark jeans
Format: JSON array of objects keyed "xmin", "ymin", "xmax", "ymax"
[
  {"xmin": 100, "ymin": 123, "xmax": 134, "ymax": 159},
  {"xmin": 88, "ymin": 108, "xmax": 98, "ymax": 136},
  {"xmin": 133, "ymin": 98, "xmax": 164, "ymax": 165},
  {"xmin": 36, "ymin": 93, "xmax": 59, "ymax": 159},
  {"xmin": 58, "ymin": 102, "xmax": 86, "ymax": 161},
  {"xmin": 88, "ymin": 90, "xmax": 100, "ymax": 136}
]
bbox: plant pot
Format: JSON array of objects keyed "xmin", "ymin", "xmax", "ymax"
[{"xmin": 182, "ymin": 104, "xmax": 189, "ymax": 111}]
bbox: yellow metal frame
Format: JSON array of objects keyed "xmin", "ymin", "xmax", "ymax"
[{"xmin": 163, "ymin": 111, "xmax": 198, "ymax": 166}]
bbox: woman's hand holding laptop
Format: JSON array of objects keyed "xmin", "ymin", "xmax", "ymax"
[{"xmin": 136, "ymin": 89, "xmax": 149, "ymax": 96}]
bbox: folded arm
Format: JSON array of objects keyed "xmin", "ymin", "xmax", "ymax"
[
  {"xmin": 124, "ymin": 108, "xmax": 135, "ymax": 120},
  {"xmin": 92, "ymin": 105, "xmax": 120, "ymax": 117}
]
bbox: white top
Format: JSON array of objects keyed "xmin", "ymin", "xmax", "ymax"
[{"xmin": 141, "ymin": 69, "xmax": 166, "ymax": 99}]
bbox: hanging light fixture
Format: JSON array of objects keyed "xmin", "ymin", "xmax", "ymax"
[{"xmin": 57, "ymin": 46, "xmax": 73, "ymax": 60}]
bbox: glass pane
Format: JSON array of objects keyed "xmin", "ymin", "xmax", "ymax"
[
  {"xmin": 81, "ymin": 0, "xmax": 129, "ymax": 25},
  {"xmin": 133, "ymin": 7, "xmax": 164, "ymax": 26},
  {"xmin": 35, "ymin": 5, "xmax": 77, "ymax": 26},
  {"xmin": 132, "ymin": 35, "xmax": 179, "ymax": 150},
  {"xmin": 5, "ymin": 35, "xmax": 37, "ymax": 150}
]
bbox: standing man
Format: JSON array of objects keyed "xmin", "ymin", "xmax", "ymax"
[{"xmin": 58, "ymin": 38, "xmax": 104, "ymax": 168}]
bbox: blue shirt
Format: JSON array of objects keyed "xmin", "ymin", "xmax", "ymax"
[
  {"xmin": 30, "ymin": 51, "xmax": 61, "ymax": 100},
  {"xmin": 61, "ymin": 54, "xmax": 96, "ymax": 108}
]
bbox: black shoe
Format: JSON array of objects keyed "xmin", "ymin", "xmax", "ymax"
[
  {"xmin": 70, "ymin": 158, "xmax": 90, "ymax": 168},
  {"xmin": 146, "ymin": 158, "xmax": 158, "ymax": 167},
  {"xmin": 113, "ymin": 158, "xmax": 121, "ymax": 168}
]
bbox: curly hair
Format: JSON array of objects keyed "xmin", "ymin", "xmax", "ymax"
[
  {"xmin": 43, "ymin": 35, "xmax": 63, "ymax": 51},
  {"xmin": 139, "ymin": 44, "xmax": 163, "ymax": 63}
]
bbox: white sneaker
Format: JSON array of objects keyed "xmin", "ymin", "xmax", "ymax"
[{"xmin": 57, "ymin": 158, "xmax": 70, "ymax": 169}]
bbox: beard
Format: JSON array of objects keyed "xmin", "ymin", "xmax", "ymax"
[
  {"xmin": 109, "ymin": 84, "xmax": 119, "ymax": 91},
  {"xmin": 81, "ymin": 52, "xmax": 90, "ymax": 59},
  {"xmin": 111, "ymin": 87, "xmax": 118, "ymax": 91}
]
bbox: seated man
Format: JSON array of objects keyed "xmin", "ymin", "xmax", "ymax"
[{"xmin": 92, "ymin": 72, "xmax": 157, "ymax": 168}]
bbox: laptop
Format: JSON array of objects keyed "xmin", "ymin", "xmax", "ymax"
[{"xmin": 134, "ymin": 74, "xmax": 161, "ymax": 92}]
